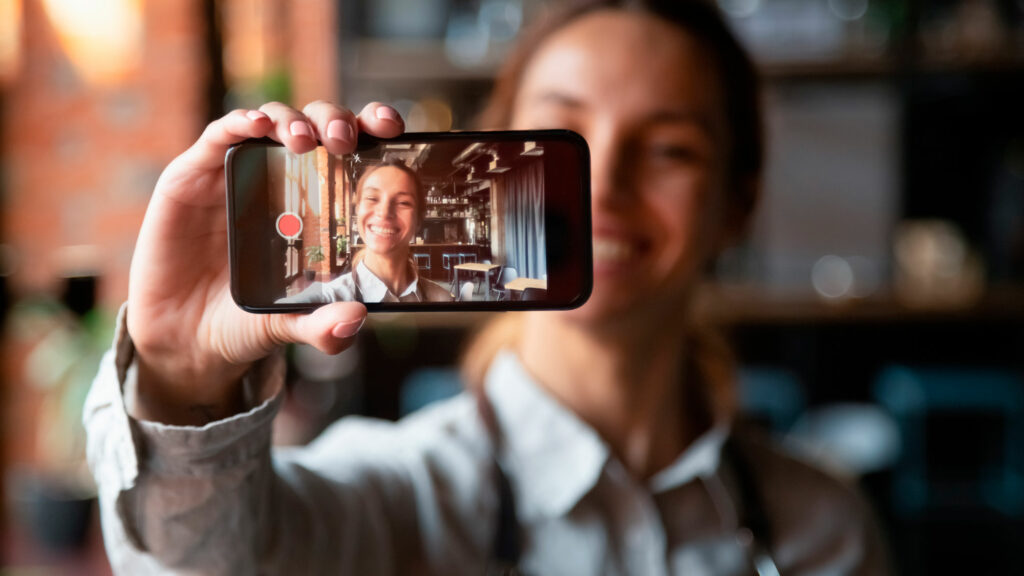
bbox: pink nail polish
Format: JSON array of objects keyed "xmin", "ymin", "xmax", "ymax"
[
  {"xmin": 331, "ymin": 317, "xmax": 365, "ymax": 339},
  {"xmin": 290, "ymin": 121, "xmax": 313, "ymax": 138},
  {"xmin": 375, "ymin": 106, "xmax": 400, "ymax": 123},
  {"xmin": 328, "ymin": 120, "xmax": 354, "ymax": 143}
]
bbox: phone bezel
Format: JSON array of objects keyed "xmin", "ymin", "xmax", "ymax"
[{"xmin": 225, "ymin": 129, "xmax": 592, "ymax": 313}]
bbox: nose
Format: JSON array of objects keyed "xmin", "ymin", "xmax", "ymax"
[
  {"xmin": 374, "ymin": 199, "xmax": 395, "ymax": 219},
  {"xmin": 587, "ymin": 123, "xmax": 633, "ymax": 212}
]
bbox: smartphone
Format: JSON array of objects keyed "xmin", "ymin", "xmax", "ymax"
[{"xmin": 226, "ymin": 130, "xmax": 592, "ymax": 312}]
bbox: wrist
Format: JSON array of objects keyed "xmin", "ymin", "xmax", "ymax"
[{"xmin": 132, "ymin": 353, "xmax": 249, "ymax": 426}]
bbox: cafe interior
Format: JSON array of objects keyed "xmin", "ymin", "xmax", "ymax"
[{"xmin": 275, "ymin": 139, "xmax": 548, "ymax": 301}]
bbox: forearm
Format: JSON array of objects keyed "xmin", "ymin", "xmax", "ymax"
[
  {"xmin": 84, "ymin": 319, "xmax": 286, "ymax": 573},
  {"xmin": 83, "ymin": 309, "xmax": 397, "ymax": 574}
]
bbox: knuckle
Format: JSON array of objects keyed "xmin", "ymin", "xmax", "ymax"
[
  {"xmin": 263, "ymin": 313, "xmax": 293, "ymax": 347},
  {"xmin": 258, "ymin": 101, "xmax": 289, "ymax": 114},
  {"xmin": 302, "ymin": 99, "xmax": 328, "ymax": 111}
]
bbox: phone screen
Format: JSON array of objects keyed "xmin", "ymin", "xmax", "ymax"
[{"xmin": 226, "ymin": 130, "xmax": 592, "ymax": 312}]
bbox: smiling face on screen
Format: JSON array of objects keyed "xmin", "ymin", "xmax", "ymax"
[{"xmin": 356, "ymin": 165, "xmax": 419, "ymax": 259}]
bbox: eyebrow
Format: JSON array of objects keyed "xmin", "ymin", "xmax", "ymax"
[
  {"xmin": 362, "ymin": 186, "xmax": 414, "ymax": 200},
  {"xmin": 532, "ymin": 90, "xmax": 715, "ymax": 136},
  {"xmin": 644, "ymin": 109, "xmax": 715, "ymax": 137},
  {"xmin": 534, "ymin": 91, "xmax": 585, "ymax": 109}
]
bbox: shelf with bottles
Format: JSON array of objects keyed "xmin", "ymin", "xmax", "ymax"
[{"xmin": 425, "ymin": 196, "xmax": 470, "ymax": 206}]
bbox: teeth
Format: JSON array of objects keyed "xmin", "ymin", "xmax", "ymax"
[
  {"xmin": 593, "ymin": 238, "xmax": 634, "ymax": 262},
  {"xmin": 369, "ymin": 225, "xmax": 399, "ymax": 237}
]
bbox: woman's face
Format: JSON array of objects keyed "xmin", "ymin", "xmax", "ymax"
[
  {"xmin": 511, "ymin": 10, "xmax": 735, "ymax": 324},
  {"xmin": 356, "ymin": 166, "xmax": 419, "ymax": 258}
]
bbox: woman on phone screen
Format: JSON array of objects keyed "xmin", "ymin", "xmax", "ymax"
[
  {"xmin": 279, "ymin": 161, "xmax": 453, "ymax": 304},
  {"xmin": 85, "ymin": 0, "xmax": 888, "ymax": 574}
]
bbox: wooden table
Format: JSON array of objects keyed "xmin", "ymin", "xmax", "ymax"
[
  {"xmin": 504, "ymin": 277, "xmax": 547, "ymax": 292},
  {"xmin": 453, "ymin": 263, "xmax": 501, "ymax": 298}
]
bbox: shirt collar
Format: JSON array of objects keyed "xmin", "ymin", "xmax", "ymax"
[
  {"xmin": 648, "ymin": 423, "xmax": 729, "ymax": 493},
  {"xmin": 355, "ymin": 260, "xmax": 419, "ymax": 302},
  {"xmin": 485, "ymin": 350, "xmax": 609, "ymax": 520},
  {"xmin": 484, "ymin": 349, "xmax": 730, "ymax": 519}
]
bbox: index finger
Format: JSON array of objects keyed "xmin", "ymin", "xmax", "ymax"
[{"xmin": 179, "ymin": 109, "xmax": 274, "ymax": 172}]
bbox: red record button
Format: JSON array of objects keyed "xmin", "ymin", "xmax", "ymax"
[{"xmin": 276, "ymin": 212, "xmax": 302, "ymax": 239}]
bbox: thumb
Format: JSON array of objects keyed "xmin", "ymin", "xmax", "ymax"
[{"xmin": 269, "ymin": 302, "xmax": 367, "ymax": 355}]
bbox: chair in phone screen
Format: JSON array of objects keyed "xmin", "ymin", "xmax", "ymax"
[
  {"xmin": 414, "ymin": 253, "xmax": 431, "ymax": 272},
  {"xmin": 458, "ymin": 281, "xmax": 476, "ymax": 302},
  {"xmin": 492, "ymin": 267, "xmax": 518, "ymax": 301},
  {"xmin": 520, "ymin": 287, "xmax": 546, "ymax": 301}
]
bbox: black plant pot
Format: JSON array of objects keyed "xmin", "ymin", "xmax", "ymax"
[
  {"xmin": 304, "ymin": 269, "xmax": 316, "ymax": 282},
  {"xmin": 8, "ymin": 469, "xmax": 95, "ymax": 552}
]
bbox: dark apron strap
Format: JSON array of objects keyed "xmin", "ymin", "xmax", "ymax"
[
  {"xmin": 478, "ymin": 395, "xmax": 778, "ymax": 575},
  {"xmin": 477, "ymin": 394, "xmax": 523, "ymax": 575},
  {"xmin": 724, "ymin": 434, "xmax": 781, "ymax": 576},
  {"xmin": 488, "ymin": 460, "xmax": 522, "ymax": 575}
]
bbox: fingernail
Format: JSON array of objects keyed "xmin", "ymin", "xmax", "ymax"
[
  {"xmin": 246, "ymin": 110, "xmax": 266, "ymax": 121},
  {"xmin": 374, "ymin": 106, "xmax": 400, "ymax": 123},
  {"xmin": 331, "ymin": 317, "xmax": 365, "ymax": 339},
  {"xmin": 290, "ymin": 120, "xmax": 313, "ymax": 138},
  {"xmin": 327, "ymin": 119, "xmax": 354, "ymax": 143}
]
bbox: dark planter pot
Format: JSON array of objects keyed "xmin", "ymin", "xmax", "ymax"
[
  {"xmin": 304, "ymin": 269, "xmax": 316, "ymax": 282},
  {"xmin": 8, "ymin": 469, "xmax": 95, "ymax": 552}
]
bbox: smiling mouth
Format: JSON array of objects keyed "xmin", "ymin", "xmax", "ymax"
[
  {"xmin": 593, "ymin": 237, "xmax": 637, "ymax": 264},
  {"xmin": 368, "ymin": 224, "xmax": 400, "ymax": 238}
]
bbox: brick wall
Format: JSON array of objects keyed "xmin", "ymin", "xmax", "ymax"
[
  {"xmin": 1, "ymin": 0, "xmax": 340, "ymax": 469},
  {"xmin": 1, "ymin": 1, "xmax": 209, "ymax": 478}
]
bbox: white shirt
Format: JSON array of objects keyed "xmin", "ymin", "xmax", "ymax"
[
  {"xmin": 84, "ymin": 308, "xmax": 887, "ymax": 575},
  {"xmin": 278, "ymin": 260, "xmax": 451, "ymax": 304}
]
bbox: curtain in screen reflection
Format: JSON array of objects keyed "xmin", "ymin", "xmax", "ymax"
[{"xmin": 502, "ymin": 160, "xmax": 546, "ymax": 279}]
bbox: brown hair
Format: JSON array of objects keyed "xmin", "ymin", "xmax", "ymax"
[{"xmin": 461, "ymin": 0, "xmax": 761, "ymax": 420}]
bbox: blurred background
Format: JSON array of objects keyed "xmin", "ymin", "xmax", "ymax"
[{"xmin": 1, "ymin": 0, "xmax": 1022, "ymax": 573}]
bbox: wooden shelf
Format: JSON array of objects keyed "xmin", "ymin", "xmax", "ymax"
[
  {"xmin": 694, "ymin": 283, "xmax": 1024, "ymax": 325},
  {"xmin": 343, "ymin": 38, "xmax": 1024, "ymax": 84},
  {"xmin": 343, "ymin": 39, "xmax": 509, "ymax": 82},
  {"xmin": 356, "ymin": 284, "xmax": 1024, "ymax": 331}
]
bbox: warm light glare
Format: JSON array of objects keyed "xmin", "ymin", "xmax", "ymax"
[
  {"xmin": 42, "ymin": 0, "xmax": 144, "ymax": 86},
  {"xmin": 0, "ymin": 0, "xmax": 22, "ymax": 84}
]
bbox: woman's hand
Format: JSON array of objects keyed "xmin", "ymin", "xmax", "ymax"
[{"xmin": 127, "ymin": 101, "xmax": 405, "ymax": 425}]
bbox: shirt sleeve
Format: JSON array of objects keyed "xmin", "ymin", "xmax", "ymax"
[{"xmin": 82, "ymin": 305, "xmax": 406, "ymax": 575}]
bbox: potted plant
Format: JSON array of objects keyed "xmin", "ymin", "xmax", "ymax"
[
  {"xmin": 304, "ymin": 245, "xmax": 325, "ymax": 282},
  {"xmin": 336, "ymin": 235, "xmax": 348, "ymax": 266},
  {"xmin": 6, "ymin": 297, "xmax": 114, "ymax": 551}
]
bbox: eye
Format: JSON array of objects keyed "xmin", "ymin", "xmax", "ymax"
[
  {"xmin": 648, "ymin": 144, "xmax": 699, "ymax": 162},
  {"xmin": 399, "ymin": 201, "xmax": 414, "ymax": 208}
]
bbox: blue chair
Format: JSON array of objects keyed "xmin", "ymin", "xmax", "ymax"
[
  {"xmin": 874, "ymin": 366, "xmax": 1024, "ymax": 516},
  {"xmin": 399, "ymin": 368, "xmax": 463, "ymax": 417},
  {"xmin": 736, "ymin": 366, "xmax": 806, "ymax": 433},
  {"xmin": 442, "ymin": 253, "xmax": 460, "ymax": 283},
  {"xmin": 414, "ymin": 253, "xmax": 431, "ymax": 271}
]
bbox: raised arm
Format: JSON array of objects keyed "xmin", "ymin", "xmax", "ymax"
[
  {"xmin": 127, "ymin": 101, "xmax": 402, "ymax": 425},
  {"xmin": 83, "ymin": 102, "xmax": 463, "ymax": 574}
]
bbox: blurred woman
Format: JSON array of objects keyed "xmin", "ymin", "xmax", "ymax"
[
  {"xmin": 85, "ymin": 1, "xmax": 887, "ymax": 574},
  {"xmin": 280, "ymin": 161, "xmax": 452, "ymax": 303}
]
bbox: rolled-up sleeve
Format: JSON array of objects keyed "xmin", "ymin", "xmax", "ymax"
[{"xmin": 82, "ymin": 307, "xmax": 403, "ymax": 575}]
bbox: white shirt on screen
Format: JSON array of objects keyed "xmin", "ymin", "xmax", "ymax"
[{"xmin": 277, "ymin": 259, "xmax": 452, "ymax": 304}]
